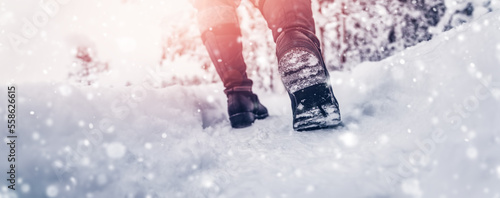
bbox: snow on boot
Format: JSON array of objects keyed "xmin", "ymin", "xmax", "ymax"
[
  {"xmin": 279, "ymin": 48, "xmax": 341, "ymax": 131},
  {"xmin": 225, "ymin": 89, "xmax": 269, "ymax": 128}
]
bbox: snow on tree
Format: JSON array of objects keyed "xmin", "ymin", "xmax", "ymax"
[
  {"xmin": 317, "ymin": 0, "xmax": 498, "ymax": 70},
  {"xmin": 68, "ymin": 46, "xmax": 109, "ymax": 86}
]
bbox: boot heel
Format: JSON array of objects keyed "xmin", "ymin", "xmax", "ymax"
[{"xmin": 229, "ymin": 112, "xmax": 255, "ymax": 128}]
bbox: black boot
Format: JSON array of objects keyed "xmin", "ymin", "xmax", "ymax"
[
  {"xmin": 225, "ymin": 88, "xmax": 268, "ymax": 128},
  {"xmin": 277, "ymin": 29, "xmax": 341, "ymax": 131}
]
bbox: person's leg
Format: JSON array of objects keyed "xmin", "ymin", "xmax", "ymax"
[
  {"xmin": 252, "ymin": 0, "xmax": 341, "ymax": 130},
  {"xmin": 194, "ymin": 0, "xmax": 251, "ymax": 90},
  {"xmin": 193, "ymin": 0, "xmax": 268, "ymax": 128}
]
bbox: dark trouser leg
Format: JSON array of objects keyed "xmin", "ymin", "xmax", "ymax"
[
  {"xmin": 252, "ymin": 0, "xmax": 319, "ymax": 57},
  {"xmin": 194, "ymin": 0, "xmax": 253, "ymax": 92}
]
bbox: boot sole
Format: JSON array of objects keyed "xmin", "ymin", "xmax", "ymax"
[
  {"xmin": 291, "ymin": 83, "xmax": 341, "ymax": 131},
  {"xmin": 294, "ymin": 103, "xmax": 342, "ymax": 131},
  {"xmin": 230, "ymin": 112, "xmax": 269, "ymax": 128}
]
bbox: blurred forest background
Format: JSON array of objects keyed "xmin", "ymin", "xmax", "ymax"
[{"xmin": 72, "ymin": 0, "xmax": 499, "ymax": 91}]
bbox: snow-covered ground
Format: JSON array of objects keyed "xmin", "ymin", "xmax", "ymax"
[{"xmin": 1, "ymin": 7, "xmax": 500, "ymax": 198}]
